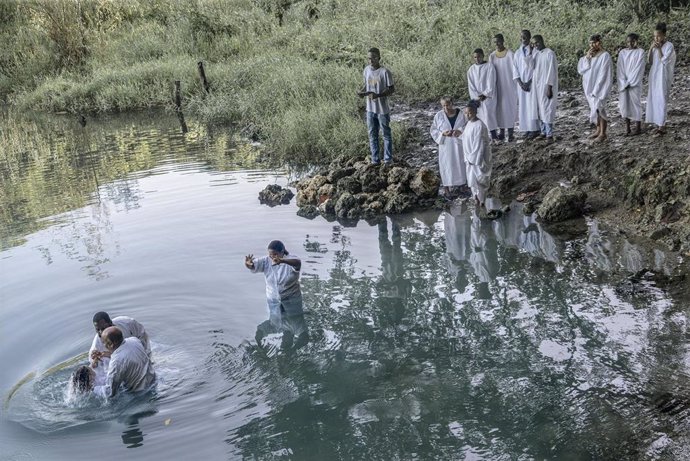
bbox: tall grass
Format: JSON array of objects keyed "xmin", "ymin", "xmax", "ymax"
[{"xmin": 2, "ymin": 0, "xmax": 687, "ymax": 165}]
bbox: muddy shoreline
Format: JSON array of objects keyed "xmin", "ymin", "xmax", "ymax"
[{"xmin": 388, "ymin": 63, "xmax": 690, "ymax": 285}]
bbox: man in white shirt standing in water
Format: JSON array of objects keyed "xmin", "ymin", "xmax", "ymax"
[{"xmin": 358, "ymin": 47, "xmax": 395, "ymax": 164}]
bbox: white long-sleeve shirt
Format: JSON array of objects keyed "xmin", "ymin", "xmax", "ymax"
[
  {"xmin": 94, "ymin": 337, "xmax": 156, "ymax": 398},
  {"xmin": 89, "ymin": 316, "xmax": 151, "ymax": 371}
]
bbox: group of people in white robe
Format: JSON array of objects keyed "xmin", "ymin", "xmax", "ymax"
[
  {"xmin": 431, "ymin": 23, "xmax": 676, "ymax": 208},
  {"xmin": 577, "ymin": 23, "xmax": 676, "ymax": 140},
  {"xmin": 71, "ymin": 312, "xmax": 155, "ymax": 399}
]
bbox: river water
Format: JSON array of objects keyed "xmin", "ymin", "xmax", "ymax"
[{"xmin": 1, "ymin": 111, "xmax": 689, "ymax": 460}]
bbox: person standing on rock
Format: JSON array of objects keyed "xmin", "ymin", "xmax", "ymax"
[
  {"xmin": 617, "ymin": 33, "xmax": 646, "ymax": 136},
  {"xmin": 531, "ymin": 35, "xmax": 558, "ymax": 143},
  {"xmin": 430, "ymin": 96, "xmax": 467, "ymax": 198},
  {"xmin": 358, "ymin": 47, "xmax": 395, "ymax": 164},
  {"xmin": 462, "ymin": 100, "xmax": 492, "ymax": 209},
  {"xmin": 646, "ymin": 22, "xmax": 676, "ymax": 137},
  {"xmin": 489, "ymin": 34, "xmax": 518, "ymax": 142},
  {"xmin": 467, "ymin": 48, "xmax": 499, "ymax": 143},
  {"xmin": 513, "ymin": 29, "xmax": 540, "ymax": 140},
  {"xmin": 577, "ymin": 34, "xmax": 613, "ymax": 142}
]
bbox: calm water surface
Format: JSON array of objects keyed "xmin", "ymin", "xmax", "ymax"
[{"xmin": 1, "ymin": 111, "xmax": 689, "ymax": 460}]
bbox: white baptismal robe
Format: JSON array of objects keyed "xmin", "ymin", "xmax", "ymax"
[
  {"xmin": 617, "ymin": 48, "xmax": 646, "ymax": 121},
  {"xmin": 489, "ymin": 50, "xmax": 518, "ymax": 129},
  {"xmin": 94, "ymin": 337, "xmax": 156, "ymax": 398},
  {"xmin": 462, "ymin": 119, "xmax": 492, "ymax": 203},
  {"xmin": 467, "ymin": 63, "xmax": 498, "ymax": 131},
  {"xmin": 512, "ymin": 44, "xmax": 539, "ymax": 132},
  {"xmin": 533, "ymin": 48, "xmax": 559, "ymax": 124},
  {"xmin": 430, "ymin": 110, "xmax": 467, "ymax": 186},
  {"xmin": 577, "ymin": 51, "xmax": 613, "ymax": 123},
  {"xmin": 646, "ymin": 41, "xmax": 676, "ymax": 126},
  {"xmin": 89, "ymin": 316, "xmax": 151, "ymax": 371}
]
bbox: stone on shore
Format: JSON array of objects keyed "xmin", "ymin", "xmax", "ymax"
[{"xmin": 537, "ymin": 186, "xmax": 587, "ymax": 222}]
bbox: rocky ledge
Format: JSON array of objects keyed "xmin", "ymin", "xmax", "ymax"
[{"xmin": 292, "ymin": 157, "xmax": 445, "ymax": 221}]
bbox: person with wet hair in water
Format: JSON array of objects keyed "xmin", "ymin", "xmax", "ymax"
[
  {"xmin": 71, "ymin": 365, "xmax": 97, "ymax": 393},
  {"xmin": 245, "ymin": 241, "xmax": 308, "ymax": 349}
]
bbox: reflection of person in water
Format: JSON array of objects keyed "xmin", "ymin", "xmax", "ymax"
[
  {"xmin": 245, "ymin": 240, "xmax": 309, "ymax": 350},
  {"xmin": 468, "ymin": 209, "xmax": 499, "ymax": 299},
  {"xmin": 443, "ymin": 203, "xmax": 471, "ymax": 292},
  {"xmin": 376, "ymin": 219, "xmax": 412, "ymax": 325}
]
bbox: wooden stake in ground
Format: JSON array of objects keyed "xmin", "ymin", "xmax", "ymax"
[{"xmin": 198, "ymin": 61, "xmax": 210, "ymax": 93}]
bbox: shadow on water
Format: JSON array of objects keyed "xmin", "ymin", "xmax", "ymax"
[{"xmin": 211, "ymin": 205, "xmax": 688, "ymax": 460}]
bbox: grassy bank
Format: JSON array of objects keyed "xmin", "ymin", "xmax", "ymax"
[{"xmin": 1, "ymin": 0, "xmax": 687, "ymax": 164}]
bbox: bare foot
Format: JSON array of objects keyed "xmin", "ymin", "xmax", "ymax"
[
  {"xmin": 588, "ymin": 131, "xmax": 600, "ymax": 139},
  {"xmin": 595, "ymin": 134, "xmax": 607, "ymax": 142}
]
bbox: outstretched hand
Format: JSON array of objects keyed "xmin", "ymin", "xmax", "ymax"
[{"xmin": 245, "ymin": 254, "xmax": 255, "ymax": 269}]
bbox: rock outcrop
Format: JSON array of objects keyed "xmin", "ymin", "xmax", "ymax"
[
  {"xmin": 258, "ymin": 184, "xmax": 294, "ymax": 206},
  {"xmin": 294, "ymin": 158, "xmax": 444, "ymax": 220}
]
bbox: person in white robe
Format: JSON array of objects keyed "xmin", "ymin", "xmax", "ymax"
[
  {"xmin": 513, "ymin": 29, "xmax": 540, "ymax": 139},
  {"xmin": 577, "ymin": 34, "xmax": 613, "ymax": 142},
  {"xmin": 646, "ymin": 22, "xmax": 676, "ymax": 136},
  {"xmin": 246, "ymin": 240, "xmax": 308, "ymax": 347},
  {"xmin": 462, "ymin": 101, "xmax": 492, "ymax": 208},
  {"xmin": 430, "ymin": 97, "xmax": 467, "ymax": 196},
  {"xmin": 617, "ymin": 33, "xmax": 646, "ymax": 135},
  {"xmin": 467, "ymin": 48, "xmax": 498, "ymax": 141},
  {"xmin": 89, "ymin": 312, "xmax": 150, "ymax": 371},
  {"xmin": 532, "ymin": 35, "xmax": 558, "ymax": 142},
  {"xmin": 489, "ymin": 33, "xmax": 518, "ymax": 142},
  {"xmin": 93, "ymin": 328, "xmax": 156, "ymax": 398}
]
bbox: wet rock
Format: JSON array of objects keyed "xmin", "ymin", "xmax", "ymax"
[
  {"xmin": 327, "ymin": 166, "xmax": 356, "ymax": 184},
  {"xmin": 655, "ymin": 201, "xmax": 683, "ymax": 223},
  {"xmin": 649, "ymin": 226, "xmax": 672, "ymax": 241},
  {"xmin": 296, "ymin": 205, "xmax": 319, "ymax": 219},
  {"xmin": 318, "ymin": 183, "xmax": 337, "ymax": 201},
  {"xmin": 384, "ymin": 193, "xmax": 417, "ymax": 214},
  {"xmin": 318, "ymin": 198, "xmax": 335, "ymax": 215},
  {"xmin": 258, "ymin": 184, "xmax": 294, "ymax": 206},
  {"xmin": 388, "ymin": 166, "xmax": 412, "ymax": 186},
  {"xmin": 337, "ymin": 176, "xmax": 362, "ymax": 194},
  {"xmin": 335, "ymin": 192, "xmax": 359, "ymax": 218},
  {"xmin": 523, "ymin": 200, "xmax": 539, "ymax": 215},
  {"xmin": 360, "ymin": 166, "xmax": 388, "ymax": 193},
  {"xmin": 409, "ymin": 167, "xmax": 441, "ymax": 199},
  {"xmin": 537, "ymin": 186, "xmax": 587, "ymax": 222}
]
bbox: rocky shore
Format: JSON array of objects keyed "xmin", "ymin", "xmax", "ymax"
[{"xmin": 260, "ymin": 63, "xmax": 690, "ymax": 286}]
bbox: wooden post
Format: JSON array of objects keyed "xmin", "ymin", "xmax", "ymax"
[
  {"xmin": 174, "ymin": 80, "xmax": 182, "ymax": 110},
  {"xmin": 173, "ymin": 80, "xmax": 188, "ymax": 133},
  {"xmin": 197, "ymin": 61, "xmax": 210, "ymax": 93}
]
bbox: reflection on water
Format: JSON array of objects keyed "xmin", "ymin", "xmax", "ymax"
[{"xmin": 1, "ymin": 109, "xmax": 689, "ymax": 460}]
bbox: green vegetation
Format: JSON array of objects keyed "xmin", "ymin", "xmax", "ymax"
[{"xmin": 1, "ymin": 0, "xmax": 687, "ymax": 164}]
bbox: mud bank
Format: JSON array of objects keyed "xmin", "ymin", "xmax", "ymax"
[{"xmin": 392, "ymin": 63, "xmax": 690, "ymax": 264}]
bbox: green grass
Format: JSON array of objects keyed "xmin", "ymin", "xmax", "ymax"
[{"xmin": 2, "ymin": 0, "xmax": 687, "ymax": 165}]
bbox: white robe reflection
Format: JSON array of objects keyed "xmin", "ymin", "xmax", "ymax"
[
  {"xmin": 518, "ymin": 214, "xmax": 560, "ymax": 263},
  {"xmin": 444, "ymin": 204, "xmax": 472, "ymax": 292}
]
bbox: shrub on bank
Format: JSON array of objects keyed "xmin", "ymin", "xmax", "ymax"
[{"xmin": 3, "ymin": 0, "xmax": 687, "ymax": 164}]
